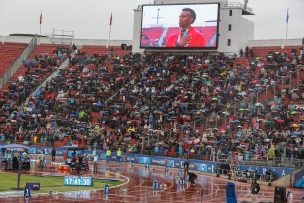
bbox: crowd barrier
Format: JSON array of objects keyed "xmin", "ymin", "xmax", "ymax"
[
  {"xmin": 0, "ymin": 145, "xmax": 295, "ymax": 178},
  {"xmin": 135, "ymin": 150, "xmax": 304, "ymax": 169}
]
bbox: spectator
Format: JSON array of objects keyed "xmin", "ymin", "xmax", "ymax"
[
  {"xmin": 106, "ymin": 148, "xmax": 111, "ymax": 163},
  {"xmin": 93, "ymin": 153, "xmax": 98, "ymax": 174},
  {"xmin": 51, "ymin": 147, "xmax": 56, "ymax": 162},
  {"xmin": 240, "ymin": 49, "xmax": 244, "ymax": 57},
  {"xmin": 116, "ymin": 148, "xmax": 122, "ymax": 163}
]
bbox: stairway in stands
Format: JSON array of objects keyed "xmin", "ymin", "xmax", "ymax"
[
  {"xmin": 234, "ymin": 57, "xmax": 261, "ymax": 80},
  {"xmin": 1, "ymin": 68, "xmax": 27, "ymax": 91},
  {"xmin": 234, "ymin": 57, "xmax": 249, "ymax": 68},
  {"xmin": 257, "ymin": 88, "xmax": 275, "ymax": 103},
  {"xmin": 1, "ymin": 44, "xmax": 65, "ymax": 91},
  {"xmin": 0, "ymin": 43, "xmax": 28, "ymax": 90},
  {"xmin": 251, "ymin": 46, "xmax": 302, "ymax": 58},
  {"xmin": 257, "ymin": 68, "xmax": 304, "ymax": 103},
  {"xmin": 0, "ymin": 42, "xmax": 27, "ymax": 76}
]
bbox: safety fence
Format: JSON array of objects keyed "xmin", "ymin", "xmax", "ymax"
[{"xmin": 0, "ymin": 145, "xmax": 295, "ymax": 179}]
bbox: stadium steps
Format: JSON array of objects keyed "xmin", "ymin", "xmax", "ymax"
[
  {"xmin": 1, "ymin": 44, "xmax": 66, "ymax": 92},
  {"xmin": 257, "ymin": 68, "xmax": 304, "ymax": 103},
  {"xmin": 0, "ymin": 43, "xmax": 28, "ymax": 91},
  {"xmin": 234, "ymin": 57, "xmax": 249, "ymax": 67},
  {"xmin": 80, "ymin": 45, "xmax": 131, "ymax": 57},
  {"xmin": 0, "ymin": 42, "xmax": 27, "ymax": 76},
  {"xmin": 1, "ymin": 65, "xmax": 28, "ymax": 91},
  {"xmin": 25, "ymin": 48, "xmax": 74, "ymax": 104},
  {"xmin": 251, "ymin": 46, "xmax": 302, "ymax": 57}
]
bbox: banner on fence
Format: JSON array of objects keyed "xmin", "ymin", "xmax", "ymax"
[{"xmin": 1, "ymin": 145, "xmax": 294, "ymax": 178}]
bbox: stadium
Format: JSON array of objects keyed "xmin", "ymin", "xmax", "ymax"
[{"xmin": 0, "ymin": 0, "xmax": 304, "ymax": 202}]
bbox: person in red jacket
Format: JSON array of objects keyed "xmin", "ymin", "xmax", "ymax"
[{"xmin": 166, "ymin": 8, "xmax": 205, "ymax": 47}]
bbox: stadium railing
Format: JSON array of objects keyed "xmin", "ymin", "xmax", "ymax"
[
  {"xmin": 1, "ymin": 138, "xmax": 303, "ymax": 168},
  {"xmin": 221, "ymin": 2, "xmax": 253, "ymax": 13},
  {"xmin": 130, "ymin": 150, "xmax": 304, "ymax": 169}
]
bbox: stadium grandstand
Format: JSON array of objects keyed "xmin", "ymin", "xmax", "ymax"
[{"xmin": 0, "ymin": 0, "xmax": 304, "ymax": 202}]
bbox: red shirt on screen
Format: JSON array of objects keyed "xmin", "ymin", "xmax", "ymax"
[{"xmin": 166, "ymin": 26, "xmax": 206, "ymax": 47}]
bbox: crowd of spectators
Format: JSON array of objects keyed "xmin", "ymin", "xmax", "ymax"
[
  {"xmin": 0, "ymin": 45, "xmax": 303, "ymax": 167},
  {"xmin": 0, "ymin": 46, "xmax": 70, "ymax": 143}
]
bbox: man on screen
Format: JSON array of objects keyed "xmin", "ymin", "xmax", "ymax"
[{"xmin": 166, "ymin": 8, "xmax": 205, "ymax": 47}]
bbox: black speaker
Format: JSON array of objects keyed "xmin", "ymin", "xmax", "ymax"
[{"xmin": 274, "ymin": 187, "xmax": 287, "ymax": 203}]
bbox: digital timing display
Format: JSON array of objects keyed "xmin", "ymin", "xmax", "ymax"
[{"xmin": 64, "ymin": 176, "xmax": 93, "ymax": 186}]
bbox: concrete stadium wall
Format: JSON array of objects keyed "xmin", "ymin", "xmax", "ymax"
[
  {"xmin": 0, "ymin": 35, "xmax": 132, "ymax": 47},
  {"xmin": 154, "ymin": 0, "xmax": 227, "ymax": 4},
  {"xmin": 0, "ymin": 35, "xmax": 32, "ymax": 44},
  {"xmin": 217, "ymin": 7, "xmax": 254, "ymax": 54},
  {"xmin": 73, "ymin": 39, "xmax": 132, "ymax": 46},
  {"xmin": 238, "ymin": 16, "xmax": 254, "ymax": 50},
  {"xmin": 132, "ymin": 7, "xmax": 144, "ymax": 53},
  {"xmin": 247, "ymin": 38, "xmax": 303, "ymax": 47},
  {"xmin": 1, "ymin": 35, "xmax": 302, "ymax": 53}
]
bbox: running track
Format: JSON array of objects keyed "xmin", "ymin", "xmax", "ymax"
[{"xmin": 1, "ymin": 161, "xmax": 303, "ymax": 202}]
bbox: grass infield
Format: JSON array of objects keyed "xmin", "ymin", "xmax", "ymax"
[{"xmin": 0, "ymin": 172, "xmax": 123, "ymax": 193}]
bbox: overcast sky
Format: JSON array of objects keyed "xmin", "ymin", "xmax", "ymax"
[{"xmin": 0, "ymin": 0, "xmax": 303, "ymax": 40}]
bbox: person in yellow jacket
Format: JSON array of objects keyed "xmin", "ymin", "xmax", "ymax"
[
  {"xmin": 79, "ymin": 110, "xmax": 85, "ymax": 120},
  {"xmin": 33, "ymin": 135, "xmax": 38, "ymax": 144},
  {"xmin": 116, "ymin": 148, "xmax": 122, "ymax": 163},
  {"xmin": 106, "ymin": 148, "xmax": 111, "ymax": 163},
  {"xmin": 128, "ymin": 126, "xmax": 136, "ymax": 133},
  {"xmin": 267, "ymin": 144, "xmax": 275, "ymax": 160}
]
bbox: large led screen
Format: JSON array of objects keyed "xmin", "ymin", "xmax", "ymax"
[{"xmin": 140, "ymin": 3, "xmax": 219, "ymax": 49}]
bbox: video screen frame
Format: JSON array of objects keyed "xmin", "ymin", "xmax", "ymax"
[{"xmin": 140, "ymin": 3, "xmax": 220, "ymax": 50}]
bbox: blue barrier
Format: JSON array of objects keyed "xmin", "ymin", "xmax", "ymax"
[
  {"xmin": 226, "ymin": 182, "xmax": 237, "ymax": 203},
  {"xmin": 110, "ymin": 153, "xmax": 217, "ymax": 174},
  {"xmin": 1, "ymin": 145, "xmax": 295, "ymax": 178},
  {"xmin": 239, "ymin": 165, "xmax": 294, "ymax": 178},
  {"xmin": 294, "ymin": 168, "xmax": 304, "ymax": 188}
]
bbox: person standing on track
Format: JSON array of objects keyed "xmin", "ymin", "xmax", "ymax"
[
  {"xmin": 116, "ymin": 148, "xmax": 122, "ymax": 163},
  {"xmin": 183, "ymin": 157, "xmax": 190, "ymax": 178},
  {"xmin": 251, "ymin": 178, "xmax": 260, "ymax": 203},
  {"xmin": 51, "ymin": 147, "xmax": 56, "ymax": 162},
  {"xmin": 93, "ymin": 153, "xmax": 98, "ymax": 174},
  {"xmin": 106, "ymin": 148, "xmax": 111, "ymax": 164}
]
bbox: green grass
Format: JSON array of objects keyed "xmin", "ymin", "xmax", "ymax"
[{"xmin": 0, "ymin": 172, "xmax": 123, "ymax": 193}]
